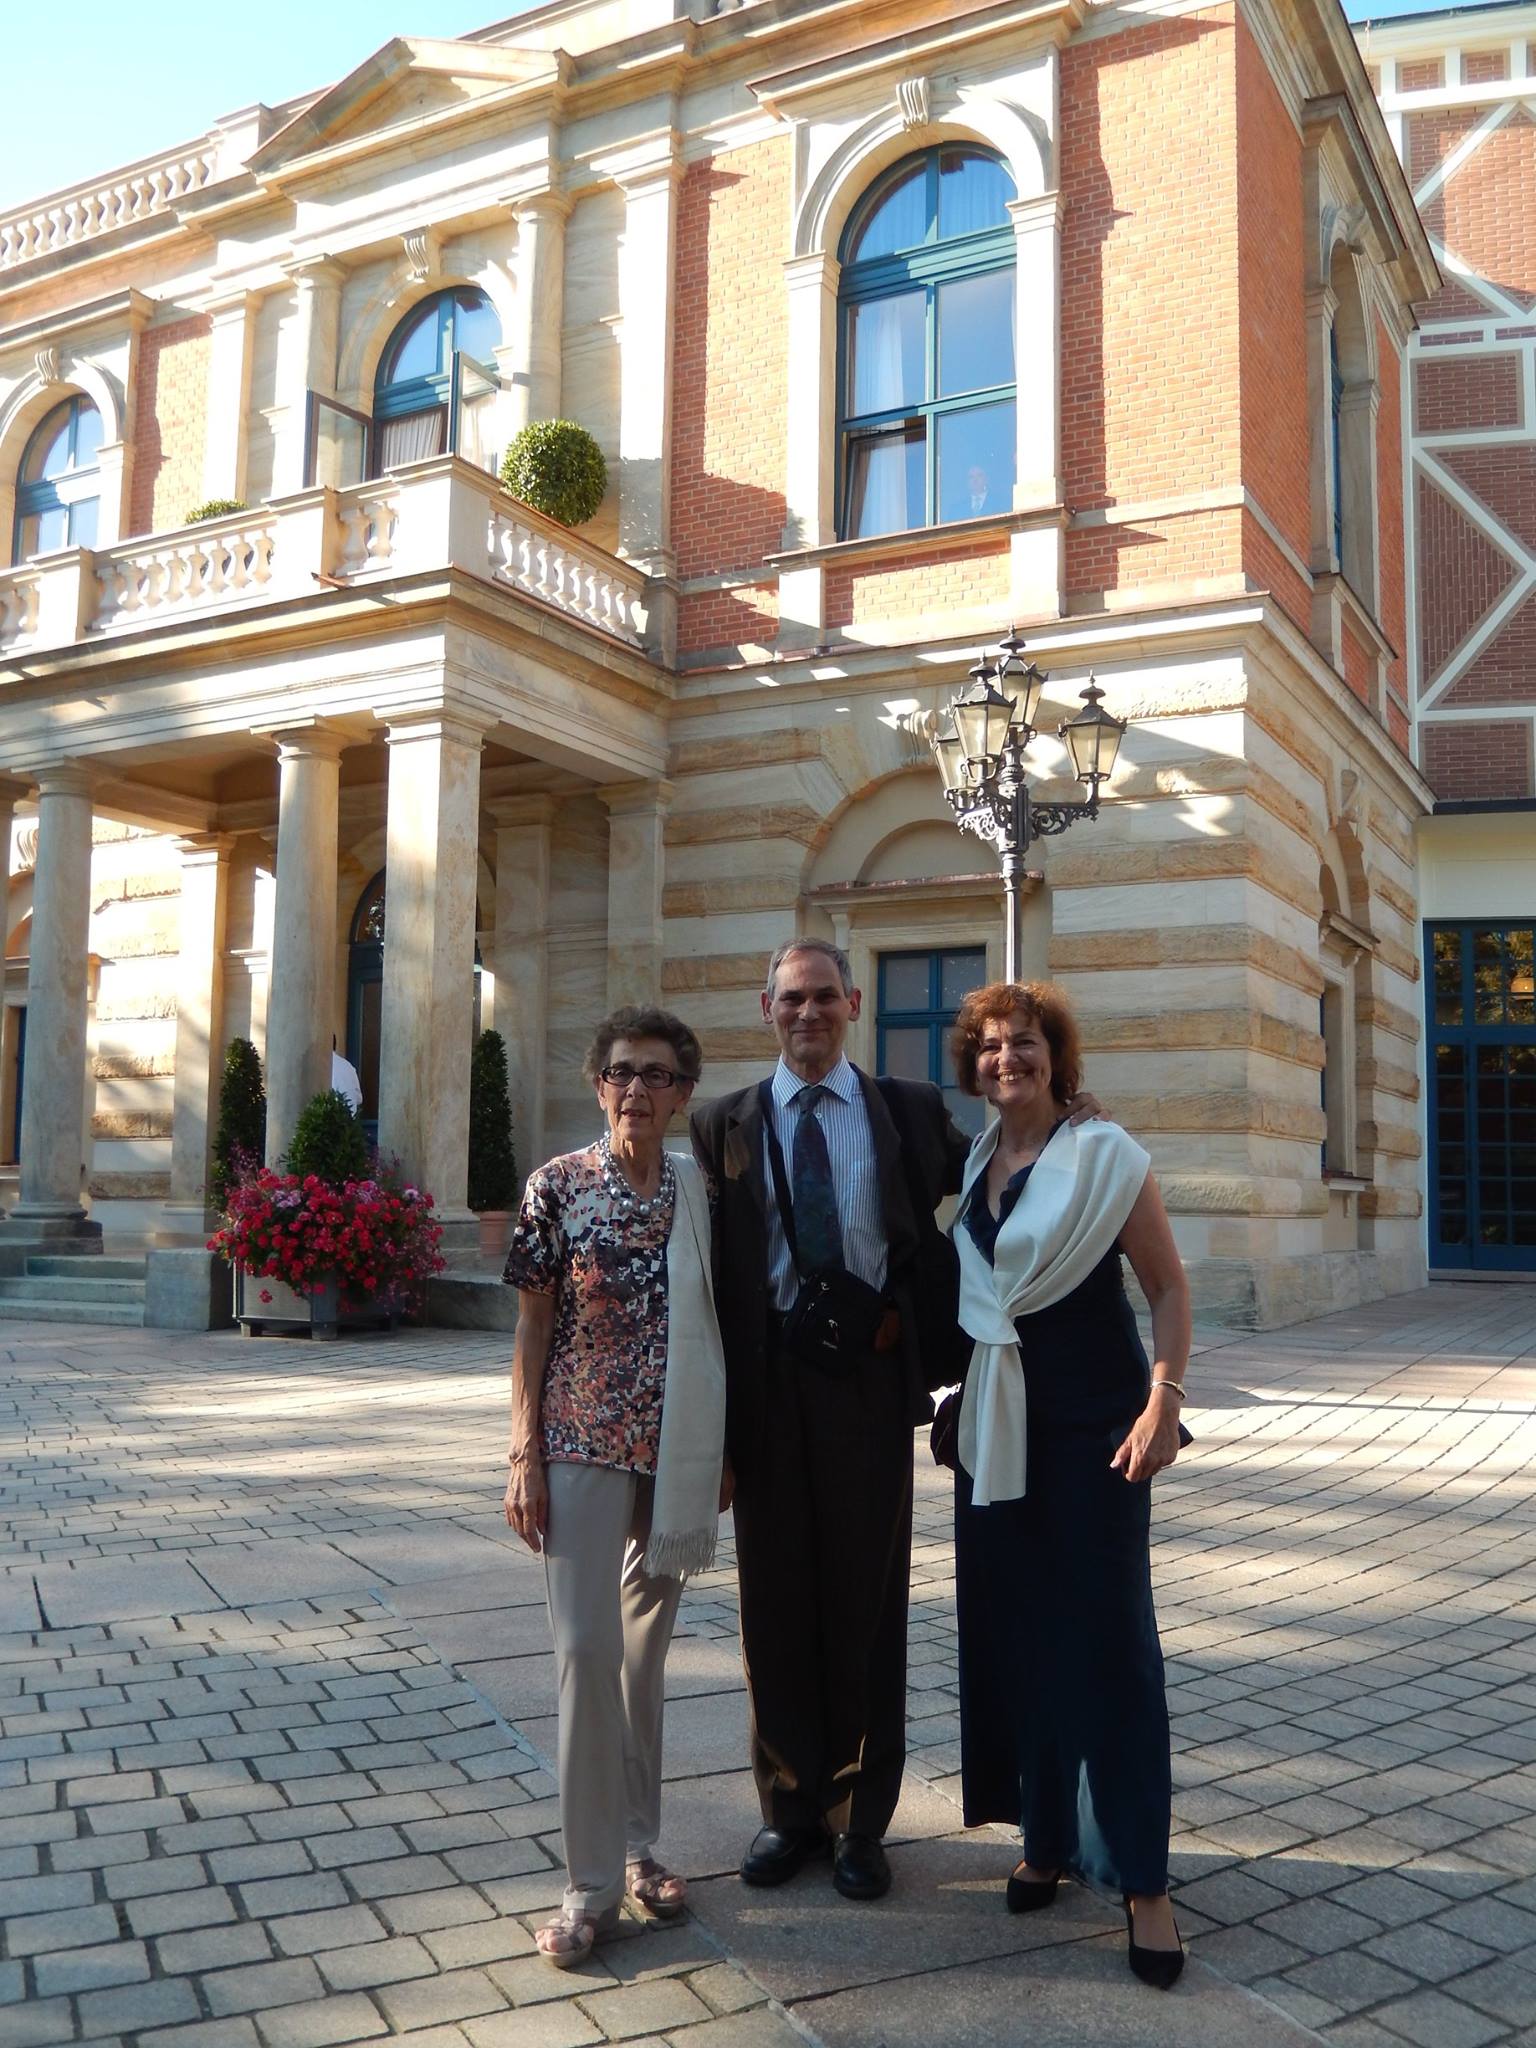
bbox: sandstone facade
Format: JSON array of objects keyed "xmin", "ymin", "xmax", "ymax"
[{"xmin": 0, "ymin": 0, "xmax": 1436, "ymax": 1322}]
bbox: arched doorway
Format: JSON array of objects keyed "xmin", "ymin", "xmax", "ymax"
[{"xmin": 346, "ymin": 871, "xmax": 483, "ymax": 1146}]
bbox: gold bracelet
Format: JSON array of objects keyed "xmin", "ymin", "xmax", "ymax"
[{"xmin": 1150, "ymin": 1380, "xmax": 1186, "ymax": 1402}]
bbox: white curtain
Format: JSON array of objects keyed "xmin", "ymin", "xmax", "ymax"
[{"xmin": 379, "ymin": 407, "xmax": 446, "ymax": 471}]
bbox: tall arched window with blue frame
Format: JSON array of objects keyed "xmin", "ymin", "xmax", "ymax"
[
  {"xmin": 371, "ymin": 287, "xmax": 503, "ymax": 478},
  {"xmin": 837, "ymin": 147, "xmax": 1017, "ymax": 540},
  {"xmin": 13, "ymin": 396, "xmax": 103, "ymax": 561}
]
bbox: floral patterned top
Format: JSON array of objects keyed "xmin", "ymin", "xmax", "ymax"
[{"xmin": 503, "ymin": 1140, "xmax": 675, "ymax": 1474}]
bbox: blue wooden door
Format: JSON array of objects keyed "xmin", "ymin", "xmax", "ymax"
[{"xmin": 1426, "ymin": 922, "xmax": 1536, "ymax": 1271}]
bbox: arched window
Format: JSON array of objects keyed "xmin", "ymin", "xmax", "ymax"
[
  {"xmin": 14, "ymin": 396, "xmax": 102, "ymax": 559},
  {"xmin": 372, "ymin": 288, "xmax": 502, "ymax": 475},
  {"xmin": 837, "ymin": 148, "xmax": 1017, "ymax": 540}
]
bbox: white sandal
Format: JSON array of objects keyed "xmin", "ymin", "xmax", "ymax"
[
  {"xmin": 535, "ymin": 1902, "xmax": 619, "ymax": 1969},
  {"xmin": 626, "ymin": 1856, "xmax": 687, "ymax": 1919}
]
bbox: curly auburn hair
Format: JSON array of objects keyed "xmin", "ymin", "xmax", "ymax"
[{"xmin": 950, "ymin": 980, "xmax": 1082, "ymax": 1105}]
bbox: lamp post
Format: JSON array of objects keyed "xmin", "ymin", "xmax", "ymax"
[{"xmin": 930, "ymin": 627, "xmax": 1128, "ymax": 981}]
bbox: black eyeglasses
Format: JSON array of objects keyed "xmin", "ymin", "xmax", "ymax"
[{"xmin": 599, "ymin": 1063, "xmax": 682, "ymax": 1091}]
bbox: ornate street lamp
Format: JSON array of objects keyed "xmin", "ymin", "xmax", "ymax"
[{"xmin": 928, "ymin": 629, "xmax": 1128, "ymax": 980}]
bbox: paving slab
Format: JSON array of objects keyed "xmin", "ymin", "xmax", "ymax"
[
  {"xmin": 792, "ymin": 1938, "xmax": 1326, "ymax": 2047},
  {"xmin": 190, "ymin": 1543, "xmax": 382, "ymax": 1607},
  {"xmin": 0, "ymin": 1578, "xmax": 40, "ymax": 1634},
  {"xmin": 1, "ymin": 1282, "xmax": 1533, "ymax": 2048},
  {"xmin": 31, "ymin": 1559, "xmax": 225, "ymax": 1626},
  {"xmin": 330, "ymin": 1527, "xmax": 532, "ymax": 1587}
]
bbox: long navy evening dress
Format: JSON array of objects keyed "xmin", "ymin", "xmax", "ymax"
[{"xmin": 954, "ymin": 1142, "xmax": 1172, "ymax": 1896}]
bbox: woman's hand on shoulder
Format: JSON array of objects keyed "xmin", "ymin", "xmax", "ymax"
[
  {"xmin": 1110, "ymin": 1398, "xmax": 1183, "ymax": 1484},
  {"xmin": 504, "ymin": 1450, "xmax": 549, "ymax": 1552},
  {"xmin": 1064, "ymin": 1090, "xmax": 1107, "ymax": 1125}
]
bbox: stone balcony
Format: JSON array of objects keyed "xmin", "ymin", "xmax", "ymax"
[{"xmin": 0, "ymin": 456, "xmax": 652, "ymax": 662}]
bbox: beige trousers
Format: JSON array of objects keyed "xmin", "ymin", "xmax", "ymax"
[{"xmin": 543, "ymin": 1460, "xmax": 684, "ymax": 1914}]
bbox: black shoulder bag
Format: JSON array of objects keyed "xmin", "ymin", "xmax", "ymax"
[{"xmin": 760, "ymin": 1080, "xmax": 887, "ymax": 1368}]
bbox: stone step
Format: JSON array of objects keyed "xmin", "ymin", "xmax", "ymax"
[
  {"xmin": 0, "ymin": 1276, "xmax": 148, "ymax": 1304},
  {"xmin": 26, "ymin": 1256, "xmax": 147, "ymax": 1280},
  {"xmin": 0, "ymin": 1297, "xmax": 144, "ymax": 1327}
]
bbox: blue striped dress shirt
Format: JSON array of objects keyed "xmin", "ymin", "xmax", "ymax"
[{"xmin": 763, "ymin": 1054, "xmax": 887, "ymax": 1311}]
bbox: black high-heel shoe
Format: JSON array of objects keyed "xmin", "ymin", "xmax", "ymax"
[
  {"xmin": 1005, "ymin": 1861, "xmax": 1060, "ymax": 1913},
  {"xmin": 1123, "ymin": 1895, "xmax": 1184, "ymax": 1988}
]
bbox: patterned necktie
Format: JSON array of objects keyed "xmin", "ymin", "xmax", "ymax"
[{"xmin": 791, "ymin": 1083, "xmax": 845, "ymax": 1272}]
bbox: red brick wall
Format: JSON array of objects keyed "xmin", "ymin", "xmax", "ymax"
[
  {"xmin": 1421, "ymin": 108, "xmax": 1536, "ymax": 302},
  {"xmin": 1416, "ymin": 471, "xmax": 1518, "ymax": 680},
  {"xmin": 1399, "ymin": 56, "xmax": 1445, "ymax": 91},
  {"xmin": 825, "ymin": 543, "xmax": 1010, "ymax": 629},
  {"xmin": 1376, "ymin": 319, "xmax": 1408, "ymax": 705},
  {"xmin": 1464, "ymin": 50, "xmax": 1509, "ymax": 84},
  {"xmin": 678, "ymin": 585, "xmax": 779, "ymax": 655},
  {"xmin": 1341, "ymin": 616, "xmax": 1373, "ymax": 706},
  {"xmin": 672, "ymin": 139, "xmax": 790, "ymax": 653},
  {"xmin": 128, "ymin": 316, "xmax": 211, "ymax": 537},
  {"xmin": 1415, "ymin": 353, "xmax": 1521, "ymax": 433},
  {"xmin": 1060, "ymin": 8, "xmax": 1241, "ymax": 533},
  {"xmin": 1066, "ymin": 508, "xmax": 1243, "ymax": 598},
  {"xmin": 1405, "ymin": 106, "xmax": 1482, "ymax": 191},
  {"xmin": 1236, "ymin": 12, "xmax": 1310, "ymax": 640},
  {"xmin": 1422, "ymin": 720, "xmax": 1533, "ymax": 797}
]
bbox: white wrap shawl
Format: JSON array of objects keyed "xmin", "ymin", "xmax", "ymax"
[
  {"xmin": 644, "ymin": 1152, "xmax": 728, "ymax": 1578},
  {"xmin": 955, "ymin": 1118, "xmax": 1150, "ymax": 1506}
]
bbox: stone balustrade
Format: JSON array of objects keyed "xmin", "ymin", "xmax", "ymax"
[
  {"xmin": 92, "ymin": 513, "xmax": 278, "ymax": 630},
  {"xmin": 0, "ymin": 148, "xmax": 217, "ymax": 269},
  {"xmin": 0, "ymin": 458, "xmax": 651, "ymax": 657}
]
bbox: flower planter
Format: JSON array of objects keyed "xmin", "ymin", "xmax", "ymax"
[{"xmin": 233, "ymin": 1267, "xmax": 397, "ymax": 1340}]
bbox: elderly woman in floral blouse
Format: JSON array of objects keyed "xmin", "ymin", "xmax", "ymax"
[{"xmin": 503, "ymin": 1006, "xmax": 728, "ymax": 1968}]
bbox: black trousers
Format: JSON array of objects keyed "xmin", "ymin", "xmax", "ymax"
[{"xmin": 731, "ymin": 1334, "xmax": 913, "ymax": 1838}]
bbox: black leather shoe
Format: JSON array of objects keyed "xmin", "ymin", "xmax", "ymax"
[
  {"xmin": 1006, "ymin": 1861, "xmax": 1060, "ymax": 1913},
  {"xmin": 740, "ymin": 1826, "xmax": 827, "ymax": 1887},
  {"xmin": 1123, "ymin": 1897, "xmax": 1185, "ymax": 1989},
  {"xmin": 831, "ymin": 1833, "xmax": 891, "ymax": 1900}
]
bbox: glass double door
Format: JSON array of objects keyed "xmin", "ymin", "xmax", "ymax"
[{"xmin": 1428, "ymin": 922, "xmax": 1536, "ymax": 1270}]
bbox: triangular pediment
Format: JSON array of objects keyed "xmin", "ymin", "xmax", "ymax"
[{"xmin": 251, "ymin": 38, "xmax": 566, "ymax": 174}]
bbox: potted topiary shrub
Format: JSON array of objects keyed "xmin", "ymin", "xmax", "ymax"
[
  {"xmin": 500, "ymin": 420, "xmax": 607, "ymax": 528},
  {"xmin": 184, "ymin": 499, "xmax": 249, "ymax": 524},
  {"xmin": 210, "ymin": 1037, "xmax": 266, "ymax": 1210},
  {"xmin": 212, "ymin": 1089, "xmax": 444, "ymax": 1339},
  {"xmin": 468, "ymin": 1029, "xmax": 519, "ymax": 1260}
]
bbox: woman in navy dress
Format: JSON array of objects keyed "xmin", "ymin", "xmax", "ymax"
[{"xmin": 949, "ymin": 981, "xmax": 1191, "ymax": 1987}]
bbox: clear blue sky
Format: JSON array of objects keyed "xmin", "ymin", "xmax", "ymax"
[{"xmin": 2, "ymin": 1, "xmax": 538, "ymax": 213}]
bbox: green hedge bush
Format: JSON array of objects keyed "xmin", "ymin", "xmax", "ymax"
[
  {"xmin": 211, "ymin": 1037, "xmax": 266, "ymax": 1207},
  {"xmin": 500, "ymin": 421, "xmax": 607, "ymax": 528},
  {"xmin": 285, "ymin": 1090, "xmax": 371, "ymax": 1187},
  {"xmin": 468, "ymin": 1030, "xmax": 519, "ymax": 1212},
  {"xmin": 184, "ymin": 499, "xmax": 249, "ymax": 525}
]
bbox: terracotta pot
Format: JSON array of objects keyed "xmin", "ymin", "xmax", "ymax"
[{"xmin": 477, "ymin": 1209, "xmax": 514, "ymax": 1261}]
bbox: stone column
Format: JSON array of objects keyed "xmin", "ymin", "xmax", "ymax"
[
  {"xmin": 8, "ymin": 765, "xmax": 101, "ymax": 1247},
  {"xmin": 201, "ymin": 293, "xmax": 258, "ymax": 508},
  {"xmin": 376, "ymin": 712, "xmax": 485, "ymax": 1231},
  {"xmin": 500, "ymin": 193, "xmax": 571, "ymax": 438},
  {"xmin": 272, "ymin": 259, "xmax": 345, "ymax": 498},
  {"xmin": 0, "ymin": 779, "xmax": 27, "ymax": 1217},
  {"xmin": 1008, "ymin": 192, "xmax": 1067, "ymax": 621},
  {"xmin": 777, "ymin": 250, "xmax": 839, "ymax": 649},
  {"xmin": 487, "ymin": 795, "xmax": 555, "ymax": 1186},
  {"xmin": 261, "ymin": 724, "xmax": 348, "ymax": 1166},
  {"xmin": 162, "ymin": 835, "xmax": 233, "ymax": 1236},
  {"xmin": 616, "ymin": 159, "xmax": 682, "ymax": 655},
  {"xmin": 597, "ymin": 780, "xmax": 671, "ymax": 1010}
]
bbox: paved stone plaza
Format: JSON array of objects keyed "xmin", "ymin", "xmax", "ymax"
[{"xmin": 0, "ymin": 1282, "xmax": 1532, "ymax": 2048}]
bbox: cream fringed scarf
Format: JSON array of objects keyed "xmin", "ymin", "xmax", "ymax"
[
  {"xmin": 955, "ymin": 1118, "xmax": 1150, "ymax": 1506},
  {"xmin": 644, "ymin": 1152, "xmax": 728, "ymax": 1579}
]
